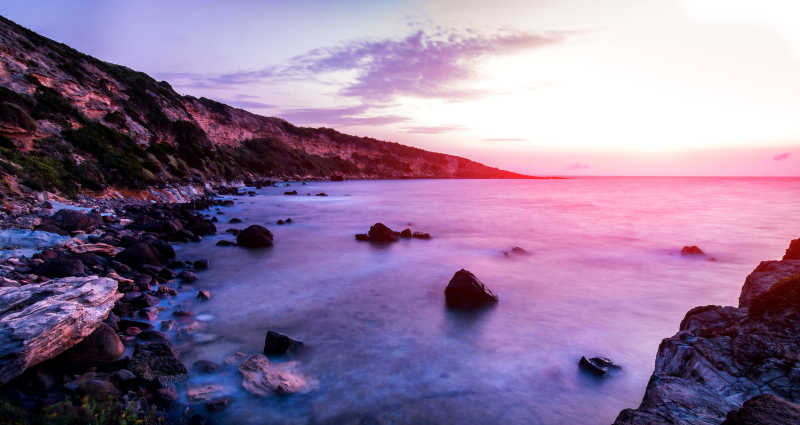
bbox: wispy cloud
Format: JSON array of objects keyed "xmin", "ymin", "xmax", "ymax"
[
  {"xmin": 403, "ymin": 125, "xmax": 465, "ymax": 134},
  {"xmin": 566, "ymin": 162, "xmax": 590, "ymax": 170},
  {"xmin": 773, "ymin": 152, "xmax": 791, "ymax": 161},
  {"xmin": 482, "ymin": 137, "xmax": 527, "ymax": 142},
  {"xmin": 277, "ymin": 104, "xmax": 409, "ymax": 127}
]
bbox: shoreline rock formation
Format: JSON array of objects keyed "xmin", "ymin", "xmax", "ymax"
[
  {"xmin": 614, "ymin": 241, "xmax": 800, "ymax": 425},
  {"xmin": 0, "ymin": 276, "xmax": 121, "ymax": 384}
]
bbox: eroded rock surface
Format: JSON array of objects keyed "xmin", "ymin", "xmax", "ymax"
[
  {"xmin": 0, "ymin": 276, "xmax": 120, "ymax": 384},
  {"xmin": 238, "ymin": 354, "xmax": 312, "ymax": 396},
  {"xmin": 614, "ymin": 248, "xmax": 800, "ymax": 425}
]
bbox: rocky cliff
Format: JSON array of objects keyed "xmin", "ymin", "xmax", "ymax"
[
  {"xmin": 614, "ymin": 238, "xmax": 800, "ymax": 425},
  {"xmin": 0, "ymin": 15, "xmax": 533, "ymax": 201}
]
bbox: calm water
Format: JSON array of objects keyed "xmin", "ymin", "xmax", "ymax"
[{"xmin": 173, "ymin": 178, "xmax": 800, "ymax": 425}]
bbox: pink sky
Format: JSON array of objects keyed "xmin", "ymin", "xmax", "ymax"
[{"xmin": 2, "ymin": 0, "xmax": 799, "ymax": 175}]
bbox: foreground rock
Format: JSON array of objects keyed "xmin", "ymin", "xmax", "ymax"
[
  {"xmin": 444, "ymin": 269, "xmax": 498, "ymax": 310},
  {"xmin": 58, "ymin": 322, "xmax": 124, "ymax": 367},
  {"xmin": 238, "ymin": 354, "xmax": 311, "ymax": 395},
  {"xmin": 721, "ymin": 394, "xmax": 800, "ymax": 425},
  {"xmin": 130, "ymin": 341, "xmax": 188, "ymax": 387},
  {"xmin": 263, "ymin": 331, "xmax": 304, "ymax": 356},
  {"xmin": 614, "ymin": 241, "xmax": 800, "ymax": 425},
  {"xmin": 0, "ymin": 276, "xmax": 121, "ymax": 384},
  {"xmin": 236, "ymin": 225, "xmax": 274, "ymax": 248}
]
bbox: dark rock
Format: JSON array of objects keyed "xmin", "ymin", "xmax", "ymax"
[
  {"xmin": 285, "ymin": 218, "xmax": 292, "ymax": 223},
  {"xmin": 368, "ymin": 223, "xmax": 397, "ymax": 242},
  {"xmin": 412, "ymin": 232, "xmax": 431, "ymax": 240},
  {"xmin": 193, "ymin": 259, "xmax": 210, "ymax": 270},
  {"xmin": 263, "ymin": 331, "xmax": 304, "ymax": 356},
  {"xmin": 112, "ymin": 369, "xmax": 136, "ymax": 384},
  {"xmin": 39, "ymin": 209, "xmax": 103, "ymax": 233},
  {"xmin": 156, "ymin": 386, "xmax": 179, "ymax": 403},
  {"xmin": 35, "ymin": 257, "xmax": 85, "ymax": 278},
  {"xmin": 116, "ymin": 242, "xmax": 173, "ymax": 268},
  {"xmin": 188, "ymin": 217, "xmax": 216, "ymax": 236},
  {"xmin": 130, "ymin": 341, "xmax": 188, "ymax": 386},
  {"xmin": 579, "ymin": 356, "xmax": 618, "ymax": 376},
  {"xmin": 137, "ymin": 330, "xmax": 169, "ymax": 342},
  {"xmin": 315, "ymin": 192, "xmax": 328, "ymax": 196},
  {"xmin": 681, "ymin": 245, "xmax": 705, "ymax": 256},
  {"xmin": 109, "ymin": 260, "xmax": 132, "ymax": 274},
  {"xmin": 158, "ymin": 268, "xmax": 176, "ymax": 281},
  {"xmin": 167, "ymin": 260, "xmax": 184, "ymax": 269},
  {"xmin": 444, "ymin": 269, "xmax": 498, "ymax": 310},
  {"xmin": 179, "ymin": 270, "xmax": 198, "ymax": 282},
  {"xmin": 132, "ymin": 293, "xmax": 159, "ymax": 309},
  {"xmin": 236, "ymin": 225, "xmax": 274, "ymax": 248},
  {"xmin": 188, "ymin": 414, "xmax": 207, "ymax": 425},
  {"xmin": 84, "ymin": 378, "xmax": 120, "ymax": 398},
  {"xmin": 511, "ymin": 246, "xmax": 529, "ymax": 255},
  {"xmin": 784, "ymin": 238, "xmax": 800, "ymax": 260},
  {"xmin": 192, "ymin": 360, "xmax": 219, "ymax": 374},
  {"xmin": 330, "ymin": 175, "xmax": 344, "ymax": 181},
  {"xmin": 206, "ymin": 396, "xmax": 233, "ymax": 411},
  {"xmin": 216, "ymin": 240, "xmax": 236, "ymax": 246},
  {"xmin": 722, "ymin": 394, "xmax": 800, "ymax": 425},
  {"xmin": 400, "ymin": 228, "xmax": 412, "ymax": 238},
  {"xmin": 229, "ymin": 218, "xmax": 242, "ymax": 224},
  {"xmin": 276, "ymin": 219, "xmax": 285, "ymax": 225},
  {"xmin": 284, "ymin": 190, "xmax": 298, "ymax": 195},
  {"xmin": 225, "ymin": 228, "xmax": 240, "ymax": 235},
  {"xmin": 137, "ymin": 308, "xmax": 159, "ymax": 321},
  {"xmin": 355, "ymin": 233, "xmax": 369, "ymax": 241},
  {"xmin": 58, "ymin": 323, "xmax": 124, "ymax": 366},
  {"xmin": 197, "ymin": 290, "xmax": 211, "ymax": 301}
]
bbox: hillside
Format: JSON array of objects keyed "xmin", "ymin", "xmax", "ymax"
[{"xmin": 0, "ymin": 16, "xmax": 534, "ymax": 201}]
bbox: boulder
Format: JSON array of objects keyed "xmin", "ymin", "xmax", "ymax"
[
  {"xmin": 193, "ymin": 259, "xmax": 210, "ymax": 270},
  {"xmin": 263, "ymin": 331, "xmax": 303, "ymax": 356},
  {"xmin": 238, "ymin": 354, "xmax": 311, "ymax": 395},
  {"xmin": 613, "ymin": 255, "xmax": 800, "ymax": 425},
  {"xmin": 58, "ymin": 323, "xmax": 124, "ymax": 366},
  {"xmin": 354, "ymin": 234, "xmax": 369, "ymax": 241},
  {"xmin": 116, "ymin": 241, "xmax": 174, "ymax": 268},
  {"xmin": 284, "ymin": 190, "xmax": 298, "ymax": 195},
  {"xmin": 179, "ymin": 270, "xmax": 198, "ymax": 282},
  {"xmin": 197, "ymin": 290, "xmax": 211, "ymax": 300},
  {"xmin": 35, "ymin": 257, "xmax": 85, "ymax": 278},
  {"xmin": 236, "ymin": 225, "xmax": 274, "ymax": 248},
  {"xmin": 368, "ymin": 223, "xmax": 397, "ymax": 242},
  {"xmin": 444, "ymin": 269, "xmax": 498, "ymax": 310},
  {"xmin": 130, "ymin": 341, "xmax": 188, "ymax": 387},
  {"xmin": 229, "ymin": 218, "xmax": 242, "ymax": 224},
  {"xmin": 39, "ymin": 209, "xmax": 103, "ymax": 233},
  {"xmin": 681, "ymin": 245, "xmax": 705, "ymax": 255},
  {"xmin": 0, "ymin": 276, "xmax": 121, "ymax": 384},
  {"xmin": 412, "ymin": 231, "xmax": 431, "ymax": 240},
  {"xmin": 783, "ymin": 237, "xmax": 800, "ymax": 260},
  {"xmin": 722, "ymin": 394, "xmax": 800, "ymax": 425},
  {"xmin": 578, "ymin": 356, "xmax": 619, "ymax": 376},
  {"xmin": 400, "ymin": 228, "xmax": 412, "ymax": 238}
]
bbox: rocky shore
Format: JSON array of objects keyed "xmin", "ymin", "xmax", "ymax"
[
  {"xmin": 0, "ymin": 185, "xmax": 274, "ymax": 424},
  {"xmin": 614, "ymin": 238, "xmax": 800, "ymax": 425}
]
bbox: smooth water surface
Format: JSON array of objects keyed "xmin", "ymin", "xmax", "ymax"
[{"xmin": 174, "ymin": 177, "xmax": 800, "ymax": 425}]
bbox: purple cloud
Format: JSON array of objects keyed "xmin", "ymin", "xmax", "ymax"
[
  {"xmin": 292, "ymin": 29, "xmax": 562, "ymax": 102},
  {"xmin": 403, "ymin": 125, "xmax": 465, "ymax": 134},
  {"xmin": 160, "ymin": 28, "xmax": 563, "ymax": 103},
  {"xmin": 277, "ymin": 104, "xmax": 409, "ymax": 127},
  {"xmin": 566, "ymin": 162, "xmax": 590, "ymax": 170},
  {"xmin": 773, "ymin": 152, "xmax": 791, "ymax": 161}
]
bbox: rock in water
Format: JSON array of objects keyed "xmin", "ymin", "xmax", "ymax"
[
  {"xmin": 444, "ymin": 269, "xmax": 498, "ymax": 310},
  {"xmin": 579, "ymin": 356, "xmax": 619, "ymax": 376},
  {"xmin": 368, "ymin": 223, "xmax": 397, "ymax": 242},
  {"xmin": 721, "ymin": 394, "xmax": 800, "ymax": 425},
  {"xmin": 613, "ymin": 246, "xmax": 800, "ymax": 425},
  {"xmin": 681, "ymin": 245, "xmax": 705, "ymax": 255},
  {"xmin": 236, "ymin": 225, "xmax": 274, "ymax": 248},
  {"xmin": 784, "ymin": 237, "xmax": 800, "ymax": 260},
  {"xmin": 130, "ymin": 341, "xmax": 188, "ymax": 387},
  {"xmin": 0, "ymin": 276, "xmax": 121, "ymax": 384},
  {"xmin": 263, "ymin": 331, "xmax": 303, "ymax": 355},
  {"xmin": 57, "ymin": 322, "xmax": 124, "ymax": 367},
  {"xmin": 400, "ymin": 228, "xmax": 412, "ymax": 238},
  {"xmin": 238, "ymin": 354, "xmax": 310, "ymax": 395}
]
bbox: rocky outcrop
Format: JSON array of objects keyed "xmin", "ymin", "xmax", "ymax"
[
  {"xmin": 721, "ymin": 394, "xmax": 800, "ymax": 425},
  {"xmin": 238, "ymin": 354, "xmax": 311, "ymax": 396},
  {"xmin": 236, "ymin": 225, "xmax": 273, "ymax": 248},
  {"xmin": 0, "ymin": 276, "xmax": 120, "ymax": 384},
  {"xmin": 614, "ymin": 243, "xmax": 800, "ymax": 425},
  {"xmin": 783, "ymin": 238, "xmax": 800, "ymax": 260},
  {"xmin": 444, "ymin": 269, "xmax": 498, "ymax": 310}
]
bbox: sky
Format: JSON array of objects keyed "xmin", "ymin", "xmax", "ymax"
[{"xmin": 2, "ymin": 0, "xmax": 799, "ymax": 176}]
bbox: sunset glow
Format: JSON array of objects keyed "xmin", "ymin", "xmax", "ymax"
[{"xmin": 3, "ymin": 0, "xmax": 798, "ymax": 176}]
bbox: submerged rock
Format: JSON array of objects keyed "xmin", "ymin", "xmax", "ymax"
[
  {"xmin": 238, "ymin": 354, "xmax": 311, "ymax": 396},
  {"xmin": 263, "ymin": 331, "xmax": 303, "ymax": 356},
  {"xmin": 236, "ymin": 225, "xmax": 274, "ymax": 248},
  {"xmin": 368, "ymin": 223, "xmax": 398, "ymax": 242},
  {"xmin": 680, "ymin": 245, "xmax": 705, "ymax": 256},
  {"xmin": 578, "ymin": 356, "xmax": 619, "ymax": 376},
  {"xmin": 0, "ymin": 276, "xmax": 121, "ymax": 384},
  {"xmin": 444, "ymin": 269, "xmax": 498, "ymax": 310}
]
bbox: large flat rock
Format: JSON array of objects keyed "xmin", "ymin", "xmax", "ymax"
[{"xmin": 0, "ymin": 276, "xmax": 120, "ymax": 384}]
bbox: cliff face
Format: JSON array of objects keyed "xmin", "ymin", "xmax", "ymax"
[
  {"xmin": 614, "ymin": 238, "xmax": 800, "ymax": 425},
  {"xmin": 0, "ymin": 16, "xmax": 531, "ymax": 200}
]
